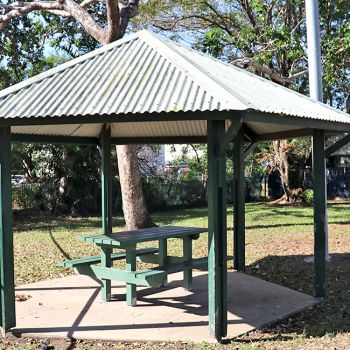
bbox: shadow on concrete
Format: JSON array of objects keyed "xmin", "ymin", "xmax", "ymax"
[
  {"xmin": 12, "ymin": 252, "xmax": 348, "ymax": 343},
  {"xmin": 15, "ymin": 286, "xmax": 103, "ymax": 292},
  {"xmin": 13, "ymin": 270, "xmax": 317, "ymax": 343},
  {"xmin": 245, "ymin": 253, "xmax": 350, "ymax": 337},
  {"xmin": 66, "ymin": 281, "xmax": 100, "ymax": 340}
]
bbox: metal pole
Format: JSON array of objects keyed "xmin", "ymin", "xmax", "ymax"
[
  {"xmin": 0, "ymin": 127, "xmax": 16, "ymax": 333},
  {"xmin": 305, "ymin": 0, "xmax": 323, "ymax": 101},
  {"xmin": 305, "ymin": 0, "xmax": 330, "ymax": 260},
  {"xmin": 207, "ymin": 120, "xmax": 227, "ymax": 341},
  {"xmin": 99, "ymin": 124, "xmax": 113, "ymax": 301},
  {"xmin": 312, "ymin": 129, "xmax": 326, "ymax": 297},
  {"xmin": 99, "ymin": 125, "xmax": 113, "ymax": 235},
  {"xmin": 233, "ymin": 129, "xmax": 245, "ymax": 271}
]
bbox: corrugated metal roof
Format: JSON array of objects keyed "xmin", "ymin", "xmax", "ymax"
[{"xmin": 1, "ymin": 30, "xmax": 350, "ymax": 138}]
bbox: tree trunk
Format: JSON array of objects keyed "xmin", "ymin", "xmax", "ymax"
[
  {"xmin": 116, "ymin": 145, "xmax": 154, "ymax": 230},
  {"xmin": 272, "ymin": 140, "xmax": 292, "ymax": 201},
  {"xmin": 102, "ymin": 1, "xmax": 153, "ymax": 230}
]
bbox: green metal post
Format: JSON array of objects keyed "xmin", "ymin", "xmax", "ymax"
[
  {"xmin": 159, "ymin": 239, "xmax": 168, "ymax": 286},
  {"xmin": 0, "ymin": 127, "xmax": 15, "ymax": 332},
  {"xmin": 100, "ymin": 246, "xmax": 112, "ymax": 301},
  {"xmin": 183, "ymin": 236, "xmax": 192, "ymax": 290},
  {"xmin": 207, "ymin": 120, "xmax": 227, "ymax": 341},
  {"xmin": 126, "ymin": 244, "xmax": 137, "ymax": 306},
  {"xmin": 99, "ymin": 124, "xmax": 113, "ymax": 236},
  {"xmin": 99, "ymin": 125, "xmax": 113, "ymax": 300},
  {"xmin": 233, "ymin": 129, "xmax": 245, "ymax": 271},
  {"xmin": 312, "ymin": 129, "xmax": 326, "ymax": 297}
]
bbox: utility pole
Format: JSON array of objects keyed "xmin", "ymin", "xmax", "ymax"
[
  {"xmin": 305, "ymin": 0, "xmax": 323, "ymax": 100},
  {"xmin": 305, "ymin": 0, "xmax": 330, "ymax": 260}
]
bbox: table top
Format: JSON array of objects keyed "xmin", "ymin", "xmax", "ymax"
[{"xmin": 79, "ymin": 226, "xmax": 207, "ymax": 247}]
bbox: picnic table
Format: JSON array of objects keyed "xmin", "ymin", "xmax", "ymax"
[{"xmin": 58, "ymin": 226, "xmax": 208, "ymax": 306}]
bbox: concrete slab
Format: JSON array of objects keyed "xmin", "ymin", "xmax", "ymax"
[{"xmin": 13, "ymin": 271, "xmax": 317, "ymax": 342}]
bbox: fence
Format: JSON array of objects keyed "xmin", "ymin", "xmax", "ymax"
[{"xmin": 303, "ymin": 167, "xmax": 350, "ymax": 199}]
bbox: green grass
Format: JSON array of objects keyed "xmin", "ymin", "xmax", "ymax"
[{"xmin": 5, "ymin": 202, "xmax": 350, "ymax": 349}]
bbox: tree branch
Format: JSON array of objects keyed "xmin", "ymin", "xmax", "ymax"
[
  {"xmin": 345, "ymin": 94, "xmax": 350, "ymax": 114},
  {"xmin": 0, "ymin": 1, "xmax": 67, "ymax": 28},
  {"xmin": 232, "ymin": 57, "xmax": 308, "ymax": 85},
  {"xmin": 0, "ymin": 0, "xmax": 111, "ymax": 44},
  {"xmin": 106, "ymin": 0, "xmax": 120, "ymax": 41},
  {"xmin": 119, "ymin": 0, "xmax": 138, "ymax": 37},
  {"xmin": 1, "ymin": 0, "xmax": 140, "ymax": 45},
  {"xmin": 62, "ymin": 0, "xmax": 109, "ymax": 44}
]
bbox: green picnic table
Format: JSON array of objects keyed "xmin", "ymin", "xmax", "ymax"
[{"xmin": 58, "ymin": 226, "xmax": 208, "ymax": 306}]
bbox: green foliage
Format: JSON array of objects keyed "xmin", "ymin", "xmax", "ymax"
[
  {"xmin": 135, "ymin": 0, "xmax": 349, "ymax": 196},
  {"xmin": 200, "ymin": 28, "xmax": 227, "ymax": 58},
  {"xmin": 12, "ymin": 184, "xmax": 41, "ymax": 210},
  {"xmin": 143, "ymin": 0, "xmax": 349, "ymax": 106},
  {"xmin": 302, "ymin": 189, "xmax": 314, "ymax": 206},
  {"xmin": 12, "ymin": 144, "xmax": 118, "ymax": 215},
  {"xmin": 0, "ymin": 17, "xmax": 49, "ymax": 89}
]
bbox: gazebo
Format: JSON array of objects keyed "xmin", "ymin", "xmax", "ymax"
[{"xmin": 0, "ymin": 30, "xmax": 349, "ymax": 341}]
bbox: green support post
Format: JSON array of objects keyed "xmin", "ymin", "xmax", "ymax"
[
  {"xmin": 183, "ymin": 236, "xmax": 192, "ymax": 290},
  {"xmin": 312, "ymin": 129, "xmax": 326, "ymax": 298},
  {"xmin": 233, "ymin": 129, "xmax": 245, "ymax": 271},
  {"xmin": 0, "ymin": 127, "xmax": 16, "ymax": 332},
  {"xmin": 100, "ymin": 246, "xmax": 112, "ymax": 301},
  {"xmin": 99, "ymin": 125, "xmax": 113, "ymax": 300},
  {"xmin": 99, "ymin": 124, "xmax": 113, "ymax": 236},
  {"xmin": 126, "ymin": 244, "xmax": 137, "ymax": 306},
  {"xmin": 159, "ymin": 239, "xmax": 168, "ymax": 286},
  {"xmin": 207, "ymin": 120, "xmax": 227, "ymax": 341}
]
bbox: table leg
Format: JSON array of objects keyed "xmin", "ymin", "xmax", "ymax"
[
  {"xmin": 126, "ymin": 245, "xmax": 137, "ymax": 306},
  {"xmin": 159, "ymin": 239, "xmax": 168, "ymax": 286},
  {"xmin": 101, "ymin": 247, "xmax": 112, "ymax": 301},
  {"xmin": 183, "ymin": 236, "xmax": 192, "ymax": 291}
]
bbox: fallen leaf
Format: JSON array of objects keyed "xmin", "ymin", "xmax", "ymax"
[{"xmin": 15, "ymin": 294, "xmax": 31, "ymax": 302}]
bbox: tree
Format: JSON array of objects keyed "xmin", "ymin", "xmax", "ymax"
[
  {"xmin": 135, "ymin": 0, "xmax": 350, "ymax": 201},
  {"xmin": 0, "ymin": 0, "xmax": 154, "ymax": 228}
]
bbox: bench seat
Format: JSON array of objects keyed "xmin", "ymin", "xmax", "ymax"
[
  {"xmin": 90, "ymin": 265, "xmax": 167, "ymax": 288},
  {"xmin": 58, "ymin": 247, "xmax": 159, "ymax": 268}
]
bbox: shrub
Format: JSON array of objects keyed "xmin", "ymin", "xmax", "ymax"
[{"xmin": 302, "ymin": 189, "xmax": 314, "ymax": 205}]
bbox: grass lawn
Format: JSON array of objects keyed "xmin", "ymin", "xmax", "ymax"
[{"xmin": 3, "ymin": 202, "xmax": 349, "ymax": 349}]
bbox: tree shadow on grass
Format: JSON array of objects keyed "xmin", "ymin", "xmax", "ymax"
[
  {"xmin": 13, "ymin": 214, "xmax": 125, "ymax": 234},
  {"xmin": 244, "ymin": 253, "xmax": 350, "ymax": 338}
]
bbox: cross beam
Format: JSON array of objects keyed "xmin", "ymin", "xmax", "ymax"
[
  {"xmin": 12, "ymin": 134, "xmax": 98, "ymax": 145},
  {"xmin": 255, "ymin": 128, "xmax": 313, "ymax": 141},
  {"xmin": 325, "ymin": 133, "xmax": 350, "ymax": 158},
  {"xmin": 244, "ymin": 142, "xmax": 258, "ymax": 159},
  {"xmin": 219, "ymin": 121, "xmax": 242, "ymax": 156}
]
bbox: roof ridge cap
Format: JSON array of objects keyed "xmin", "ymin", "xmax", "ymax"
[
  {"xmin": 181, "ymin": 44, "xmax": 350, "ymax": 118},
  {"xmin": 141, "ymin": 31, "xmax": 249, "ymax": 111},
  {"xmin": 0, "ymin": 32, "xmax": 141, "ymax": 100}
]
